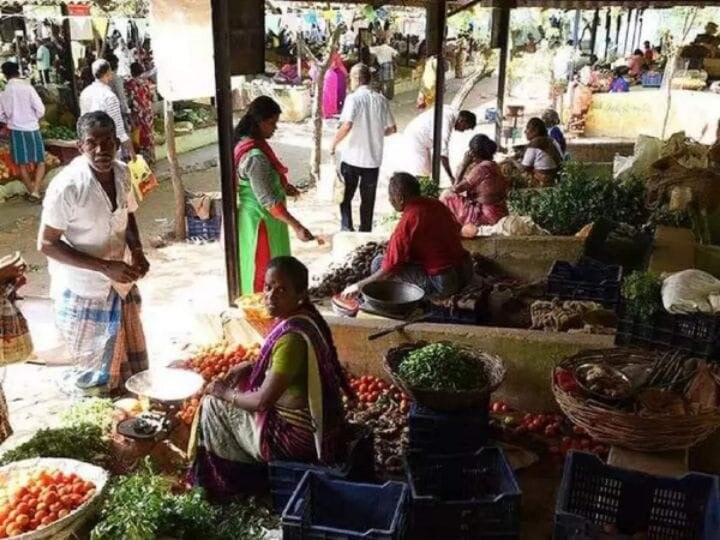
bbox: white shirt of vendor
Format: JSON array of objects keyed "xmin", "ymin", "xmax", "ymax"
[
  {"xmin": 370, "ymin": 44, "xmax": 399, "ymax": 65},
  {"xmin": 522, "ymin": 140, "xmax": 563, "ymax": 171},
  {"xmin": 403, "ymin": 105, "xmax": 457, "ymax": 175},
  {"xmin": 0, "ymin": 78, "xmax": 45, "ymax": 131},
  {"xmin": 40, "ymin": 155, "xmax": 138, "ymax": 301},
  {"xmin": 338, "ymin": 85, "xmax": 395, "ymax": 169}
]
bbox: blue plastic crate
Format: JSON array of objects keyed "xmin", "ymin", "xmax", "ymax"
[
  {"xmin": 408, "ymin": 401, "xmax": 489, "ymax": 455},
  {"xmin": 555, "ymin": 451, "xmax": 720, "ymax": 540},
  {"xmin": 485, "ymin": 107, "xmax": 498, "ymax": 122},
  {"xmin": 186, "ymin": 213, "xmax": 222, "ymax": 241},
  {"xmin": 641, "ymin": 72, "xmax": 663, "ymax": 87},
  {"xmin": 546, "ymin": 257, "xmax": 623, "ymax": 308},
  {"xmin": 282, "ymin": 471, "xmax": 408, "ymax": 540},
  {"xmin": 269, "ymin": 426, "xmax": 374, "ymax": 513},
  {"xmin": 406, "ymin": 447, "xmax": 522, "ymax": 539}
]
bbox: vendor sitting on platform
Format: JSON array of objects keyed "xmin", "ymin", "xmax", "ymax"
[
  {"xmin": 441, "ymin": 134, "xmax": 509, "ymax": 227},
  {"xmin": 609, "ymin": 67, "xmax": 630, "ymax": 93},
  {"xmin": 343, "ymin": 172, "xmax": 473, "ymax": 298},
  {"xmin": 521, "ymin": 117, "xmax": 564, "ymax": 187},
  {"xmin": 191, "ymin": 256, "xmax": 351, "ymax": 500}
]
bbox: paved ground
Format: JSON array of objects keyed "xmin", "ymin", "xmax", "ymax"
[{"xmin": 0, "ymin": 71, "xmax": 507, "ymax": 450}]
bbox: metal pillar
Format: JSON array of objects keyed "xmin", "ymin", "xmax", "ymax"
[
  {"xmin": 210, "ymin": 0, "xmax": 240, "ymax": 304},
  {"xmin": 60, "ymin": 4, "xmax": 79, "ymax": 116},
  {"xmin": 624, "ymin": 9, "xmax": 633, "ymax": 55},
  {"xmin": 590, "ymin": 9, "xmax": 600, "ymax": 58},
  {"xmin": 493, "ymin": 5, "xmax": 511, "ymax": 145},
  {"xmin": 604, "ymin": 8, "xmax": 612, "ymax": 60},
  {"xmin": 431, "ymin": 0, "xmax": 447, "ymax": 183}
]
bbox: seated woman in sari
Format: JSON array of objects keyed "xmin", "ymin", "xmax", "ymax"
[
  {"xmin": 521, "ymin": 117, "xmax": 564, "ymax": 187},
  {"xmin": 191, "ymin": 256, "xmax": 351, "ymax": 500},
  {"xmin": 441, "ymin": 134, "xmax": 509, "ymax": 226}
]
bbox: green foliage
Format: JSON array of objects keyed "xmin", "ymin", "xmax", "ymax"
[
  {"xmin": 622, "ymin": 271, "xmax": 664, "ymax": 322},
  {"xmin": 398, "ymin": 343, "xmax": 484, "ymax": 391},
  {"xmin": 507, "ymin": 162, "xmax": 648, "ymax": 235},
  {"xmin": 60, "ymin": 398, "xmax": 115, "ymax": 432},
  {"xmin": 92, "ymin": 460, "xmax": 277, "ymax": 540},
  {"xmin": 417, "ymin": 176, "xmax": 440, "ymax": 198},
  {"xmin": 650, "ymin": 206, "xmax": 692, "ymax": 229},
  {"xmin": 0, "ymin": 424, "xmax": 108, "ymax": 466}
]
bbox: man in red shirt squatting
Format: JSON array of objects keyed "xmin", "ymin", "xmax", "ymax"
[{"xmin": 343, "ymin": 172, "xmax": 474, "ymax": 298}]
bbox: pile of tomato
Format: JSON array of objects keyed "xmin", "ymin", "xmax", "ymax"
[
  {"xmin": 489, "ymin": 401, "xmax": 609, "ymax": 458},
  {"xmin": 348, "ymin": 375, "xmax": 410, "ymax": 413},
  {"xmin": 0, "ymin": 469, "xmax": 95, "ymax": 538},
  {"xmin": 176, "ymin": 341, "xmax": 261, "ymax": 425}
]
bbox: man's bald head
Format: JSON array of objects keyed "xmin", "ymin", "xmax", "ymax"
[{"xmin": 350, "ymin": 63, "xmax": 371, "ymax": 89}]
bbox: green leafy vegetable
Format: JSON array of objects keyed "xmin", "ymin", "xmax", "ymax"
[
  {"xmin": 61, "ymin": 398, "xmax": 115, "ymax": 431},
  {"xmin": 417, "ymin": 176, "xmax": 440, "ymax": 198},
  {"xmin": 398, "ymin": 343, "xmax": 484, "ymax": 391},
  {"xmin": 0, "ymin": 424, "xmax": 108, "ymax": 466},
  {"xmin": 622, "ymin": 271, "xmax": 663, "ymax": 322},
  {"xmin": 508, "ymin": 162, "xmax": 648, "ymax": 235}
]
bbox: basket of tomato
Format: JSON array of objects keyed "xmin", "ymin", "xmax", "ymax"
[{"xmin": 0, "ymin": 457, "xmax": 107, "ymax": 539}]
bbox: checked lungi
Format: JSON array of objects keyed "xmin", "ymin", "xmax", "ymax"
[
  {"xmin": 10, "ymin": 129, "xmax": 45, "ymax": 165},
  {"xmin": 55, "ymin": 285, "xmax": 148, "ymax": 394}
]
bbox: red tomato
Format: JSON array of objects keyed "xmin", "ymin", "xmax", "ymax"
[
  {"xmin": 358, "ymin": 383, "xmax": 368, "ymax": 393},
  {"xmin": 42, "ymin": 492, "xmax": 57, "ymax": 505},
  {"xmin": 14, "ymin": 514, "xmax": 29, "ymax": 527},
  {"xmin": 57, "ymin": 509, "xmax": 69, "ymax": 519}
]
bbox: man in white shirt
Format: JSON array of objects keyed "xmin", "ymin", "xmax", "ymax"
[
  {"xmin": 38, "ymin": 111, "xmax": 149, "ymax": 395},
  {"xmin": 80, "ymin": 59, "xmax": 135, "ymax": 161},
  {"xmin": 404, "ymin": 106, "xmax": 476, "ymax": 182},
  {"xmin": 370, "ymin": 39, "xmax": 399, "ymax": 99},
  {"xmin": 0, "ymin": 62, "xmax": 46, "ymax": 201},
  {"xmin": 36, "ymin": 40, "xmax": 52, "ymax": 84},
  {"xmin": 331, "ymin": 63, "xmax": 396, "ymax": 232}
]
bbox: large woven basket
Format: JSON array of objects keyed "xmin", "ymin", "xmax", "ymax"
[
  {"xmin": 553, "ymin": 348, "xmax": 720, "ymax": 452},
  {"xmin": 383, "ymin": 341, "xmax": 506, "ymax": 412}
]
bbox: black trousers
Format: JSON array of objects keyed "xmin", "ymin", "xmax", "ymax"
[{"xmin": 339, "ymin": 162, "xmax": 379, "ymax": 232}]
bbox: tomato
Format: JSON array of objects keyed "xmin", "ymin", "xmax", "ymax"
[
  {"xmin": 34, "ymin": 510, "xmax": 47, "ymax": 521},
  {"xmin": 14, "ymin": 503, "xmax": 29, "ymax": 516},
  {"xmin": 41, "ymin": 515, "xmax": 54, "ymax": 525},
  {"xmin": 42, "ymin": 492, "xmax": 57, "ymax": 505},
  {"xmin": 36, "ymin": 502, "xmax": 47, "ymax": 513},
  {"xmin": 14, "ymin": 514, "xmax": 29, "ymax": 527},
  {"xmin": 57, "ymin": 508, "xmax": 69, "ymax": 519},
  {"xmin": 358, "ymin": 383, "xmax": 368, "ymax": 393}
]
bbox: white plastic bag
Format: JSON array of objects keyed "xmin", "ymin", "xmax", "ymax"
[
  {"xmin": 613, "ymin": 155, "xmax": 635, "ymax": 181},
  {"xmin": 661, "ymin": 269, "xmax": 720, "ymax": 314}
]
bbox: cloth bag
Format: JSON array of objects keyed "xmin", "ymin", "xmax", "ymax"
[{"xmin": 661, "ymin": 269, "xmax": 720, "ymax": 314}]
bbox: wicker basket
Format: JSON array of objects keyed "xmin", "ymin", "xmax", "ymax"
[
  {"xmin": 383, "ymin": 341, "xmax": 506, "ymax": 412},
  {"xmin": 553, "ymin": 348, "xmax": 720, "ymax": 452}
]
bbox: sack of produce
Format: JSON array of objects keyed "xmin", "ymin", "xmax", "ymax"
[
  {"xmin": 661, "ymin": 269, "xmax": 720, "ymax": 314},
  {"xmin": 128, "ymin": 156, "xmax": 159, "ymax": 202}
]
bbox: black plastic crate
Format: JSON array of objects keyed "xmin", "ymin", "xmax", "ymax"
[
  {"xmin": 406, "ymin": 447, "xmax": 522, "ymax": 539},
  {"xmin": 547, "ymin": 257, "xmax": 623, "ymax": 308},
  {"xmin": 269, "ymin": 425, "xmax": 374, "ymax": 513},
  {"xmin": 408, "ymin": 401, "xmax": 489, "ymax": 455},
  {"xmin": 186, "ymin": 214, "xmax": 222, "ymax": 241},
  {"xmin": 555, "ymin": 451, "xmax": 720, "ymax": 540},
  {"xmin": 615, "ymin": 304, "xmax": 720, "ymax": 361},
  {"xmin": 282, "ymin": 471, "xmax": 408, "ymax": 540}
]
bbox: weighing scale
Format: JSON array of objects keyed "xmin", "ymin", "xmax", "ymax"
[{"xmin": 116, "ymin": 368, "xmax": 204, "ymax": 441}]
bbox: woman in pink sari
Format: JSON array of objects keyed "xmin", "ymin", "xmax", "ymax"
[
  {"xmin": 441, "ymin": 134, "xmax": 509, "ymax": 226},
  {"xmin": 322, "ymin": 52, "xmax": 347, "ymax": 118}
]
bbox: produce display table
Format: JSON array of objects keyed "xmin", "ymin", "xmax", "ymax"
[{"xmin": 44, "ymin": 138, "xmax": 79, "ymax": 165}]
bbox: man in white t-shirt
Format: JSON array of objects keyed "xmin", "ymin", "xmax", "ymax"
[
  {"xmin": 370, "ymin": 39, "xmax": 399, "ymax": 99},
  {"xmin": 404, "ymin": 106, "xmax": 477, "ymax": 182},
  {"xmin": 331, "ymin": 63, "xmax": 397, "ymax": 232},
  {"xmin": 37, "ymin": 111, "xmax": 149, "ymax": 395}
]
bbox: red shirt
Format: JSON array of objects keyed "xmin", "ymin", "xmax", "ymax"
[{"xmin": 383, "ymin": 197, "xmax": 469, "ymax": 276}]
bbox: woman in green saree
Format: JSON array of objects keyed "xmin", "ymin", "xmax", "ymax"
[{"xmin": 234, "ymin": 97, "xmax": 318, "ymax": 294}]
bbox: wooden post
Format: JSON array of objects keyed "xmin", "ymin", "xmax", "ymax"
[
  {"xmin": 590, "ymin": 9, "xmax": 600, "ymax": 58},
  {"xmin": 604, "ymin": 8, "xmax": 612, "ymax": 60},
  {"xmin": 630, "ymin": 8, "xmax": 640, "ymax": 52},
  {"xmin": 636, "ymin": 8, "xmax": 645, "ymax": 51},
  {"xmin": 615, "ymin": 12, "xmax": 622, "ymax": 55},
  {"xmin": 164, "ymin": 100, "xmax": 186, "ymax": 242},
  {"xmin": 210, "ymin": 0, "xmax": 240, "ymax": 303},
  {"xmin": 493, "ymin": 5, "xmax": 511, "ymax": 145},
  {"xmin": 431, "ymin": 0, "xmax": 447, "ymax": 183},
  {"xmin": 60, "ymin": 4, "xmax": 79, "ymax": 116}
]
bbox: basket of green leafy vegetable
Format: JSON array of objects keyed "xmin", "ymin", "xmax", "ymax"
[{"xmin": 383, "ymin": 342, "xmax": 506, "ymax": 412}]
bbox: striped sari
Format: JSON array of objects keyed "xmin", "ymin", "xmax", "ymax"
[{"xmin": 191, "ymin": 307, "xmax": 349, "ymax": 499}]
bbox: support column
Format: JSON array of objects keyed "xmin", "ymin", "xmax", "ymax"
[
  {"xmin": 604, "ymin": 8, "xmax": 612, "ymax": 60},
  {"xmin": 60, "ymin": 4, "xmax": 79, "ymax": 116},
  {"xmin": 590, "ymin": 9, "xmax": 600, "ymax": 58},
  {"xmin": 624, "ymin": 8, "xmax": 633, "ymax": 55},
  {"xmin": 211, "ymin": 0, "xmax": 240, "ymax": 304},
  {"xmin": 431, "ymin": 0, "xmax": 446, "ymax": 183},
  {"xmin": 492, "ymin": 5, "xmax": 511, "ymax": 145}
]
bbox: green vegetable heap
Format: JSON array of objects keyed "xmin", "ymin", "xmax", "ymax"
[
  {"xmin": 398, "ymin": 343, "xmax": 485, "ymax": 391},
  {"xmin": 41, "ymin": 125, "xmax": 77, "ymax": 141},
  {"xmin": 91, "ymin": 460, "xmax": 277, "ymax": 540},
  {"xmin": 417, "ymin": 176, "xmax": 440, "ymax": 199},
  {"xmin": 622, "ymin": 271, "xmax": 663, "ymax": 322},
  {"xmin": 0, "ymin": 424, "xmax": 108, "ymax": 467}
]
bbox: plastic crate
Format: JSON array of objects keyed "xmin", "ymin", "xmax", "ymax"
[
  {"xmin": 555, "ymin": 451, "xmax": 720, "ymax": 540},
  {"xmin": 641, "ymin": 72, "xmax": 663, "ymax": 87},
  {"xmin": 615, "ymin": 304, "xmax": 720, "ymax": 361},
  {"xmin": 546, "ymin": 257, "xmax": 623, "ymax": 308},
  {"xmin": 269, "ymin": 425, "xmax": 375, "ymax": 513},
  {"xmin": 282, "ymin": 471, "xmax": 408, "ymax": 540},
  {"xmin": 186, "ymin": 214, "xmax": 222, "ymax": 241},
  {"xmin": 408, "ymin": 401, "xmax": 489, "ymax": 455},
  {"xmin": 406, "ymin": 447, "xmax": 522, "ymax": 539}
]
